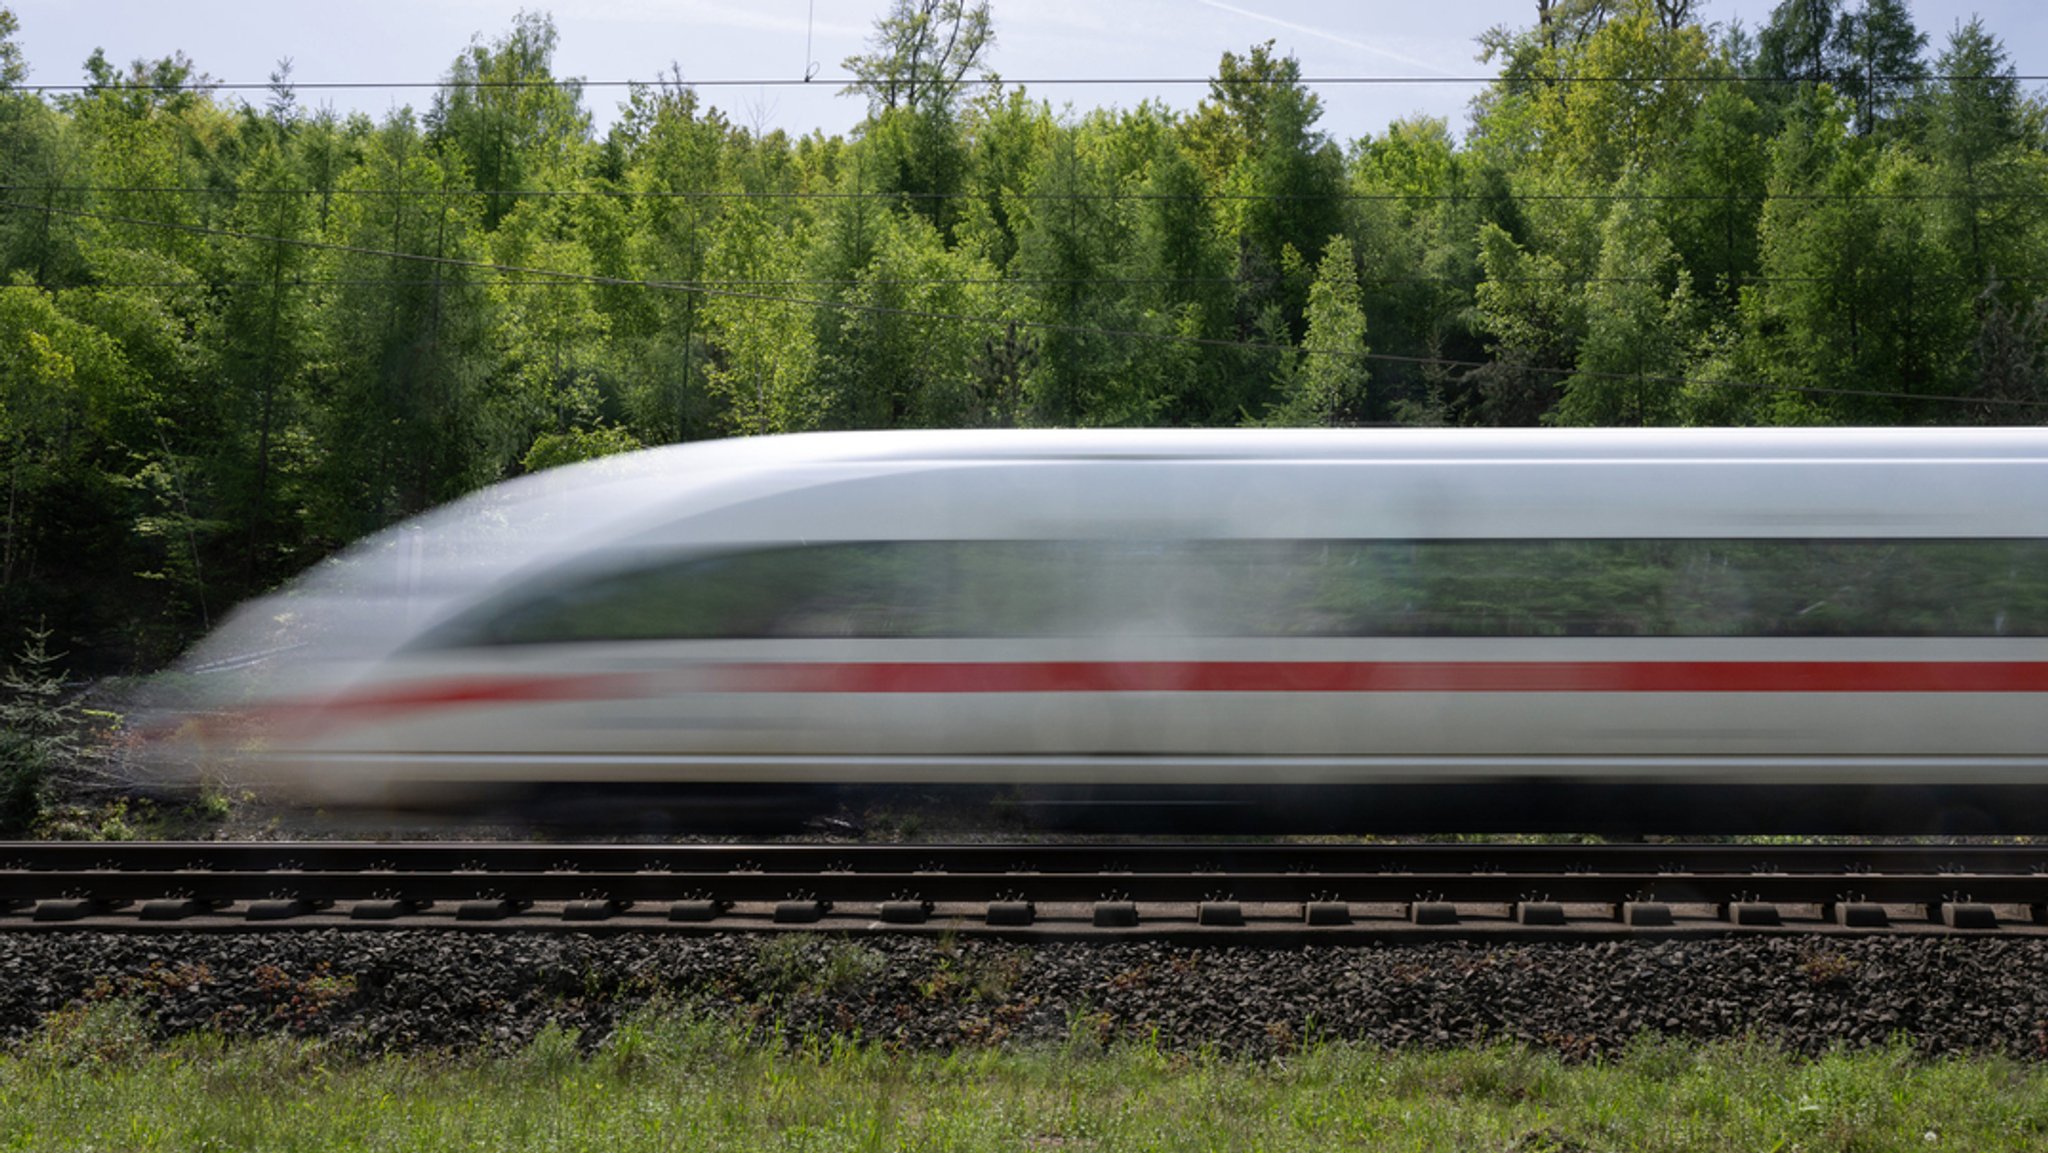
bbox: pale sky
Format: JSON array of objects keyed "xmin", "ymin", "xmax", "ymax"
[{"xmin": 9, "ymin": 1, "xmax": 2045, "ymax": 143}]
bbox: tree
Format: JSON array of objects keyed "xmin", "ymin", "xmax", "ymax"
[
  {"xmin": 1555, "ymin": 180, "xmax": 1697, "ymax": 425},
  {"xmin": 952, "ymin": 88, "xmax": 1050, "ymax": 274},
  {"xmin": 862, "ymin": 101, "xmax": 970, "ymax": 239},
  {"xmin": 1526, "ymin": 0, "xmax": 1717, "ymax": 184},
  {"xmin": 1969, "ymin": 288, "xmax": 2048, "ymax": 419},
  {"xmin": 313, "ymin": 112, "xmax": 498, "ymax": 541},
  {"xmin": 1011, "ymin": 126, "xmax": 1127, "ymax": 425},
  {"xmin": 1237, "ymin": 65, "xmax": 1346, "ymax": 322},
  {"xmin": 842, "ymin": 0, "xmax": 995, "ymax": 117},
  {"xmin": 826, "ymin": 211, "xmax": 1002, "ymax": 427},
  {"xmin": 0, "ymin": 0, "xmax": 2042, "ymax": 678},
  {"xmin": 1347, "ymin": 117, "xmax": 1488, "ymax": 425},
  {"xmin": 1264, "ymin": 235, "xmax": 1369, "ymax": 425},
  {"xmin": 1184, "ymin": 41, "xmax": 1316, "ymax": 184},
  {"xmin": 1924, "ymin": 18, "xmax": 2033, "ymax": 290},
  {"xmin": 0, "ymin": 284, "xmax": 150, "ymax": 660},
  {"xmin": 611, "ymin": 77, "xmax": 730, "ymax": 444},
  {"xmin": 489, "ymin": 192, "xmax": 611, "ymax": 469},
  {"xmin": 0, "ymin": 6, "xmax": 24, "ymax": 89},
  {"xmin": 699, "ymin": 202, "xmax": 825, "ymax": 435},
  {"xmin": 1123, "ymin": 119, "xmax": 1237, "ymax": 424},
  {"xmin": 1472, "ymin": 223, "xmax": 1577, "ymax": 424},
  {"xmin": 1656, "ymin": 84, "xmax": 1771, "ymax": 308},
  {"xmin": 1835, "ymin": 0, "xmax": 1926, "ymax": 136},
  {"xmin": 1754, "ymin": 1, "xmax": 1925, "ymax": 136},
  {"xmin": 1743, "ymin": 90, "xmax": 1965, "ymax": 419},
  {"xmin": 210, "ymin": 136, "xmax": 318, "ymax": 588},
  {"xmin": 428, "ymin": 12, "xmax": 591, "ymax": 230},
  {"xmin": 1185, "ymin": 43, "xmax": 1344, "ymax": 348},
  {"xmin": 1756, "ymin": 0, "xmax": 1845, "ymax": 87},
  {"xmin": 0, "ymin": 71, "xmax": 86, "ymax": 288},
  {"xmin": 0, "ymin": 624, "xmax": 74, "ymax": 835}
]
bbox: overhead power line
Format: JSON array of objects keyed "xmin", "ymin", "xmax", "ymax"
[
  {"xmin": 2, "ymin": 197, "xmax": 2042, "ymax": 413},
  {"xmin": 9, "ymin": 183, "xmax": 2048, "ymax": 206},
  {"xmin": 29, "ymin": 272, "xmax": 2048, "ymax": 292},
  {"xmin": 21, "ymin": 72, "xmax": 2048, "ymax": 94}
]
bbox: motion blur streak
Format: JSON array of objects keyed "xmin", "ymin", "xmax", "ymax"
[{"xmin": 137, "ymin": 428, "xmax": 2048, "ymax": 835}]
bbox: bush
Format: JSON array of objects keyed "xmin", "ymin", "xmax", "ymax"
[{"xmin": 0, "ymin": 727, "xmax": 48, "ymax": 835}]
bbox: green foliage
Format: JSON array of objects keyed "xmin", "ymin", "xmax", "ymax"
[
  {"xmin": 1265, "ymin": 234, "xmax": 1368, "ymax": 425},
  {"xmin": 0, "ymin": 622, "xmax": 73, "ymax": 834},
  {"xmin": 520, "ymin": 424, "xmax": 642, "ymax": 473},
  {"xmin": 752, "ymin": 936, "xmax": 888, "ymax": 998},
  {"xmin": 0, "ymin": 726, "xmax": 45, "ymax": 835},
  {"xmin": 826, "ymin": 210, "xmax": 1003, "ymax": 427},
  {"xmin": 0, "ymin": 1, "xmax": 2040, "ymax": 671},
  {"xmin": 701, "ymin": 203, "xmax": 825, "ymax": 434},
  {"xmin": 841, "ymin": 0, "xmax": 995, "ymax": 117},
  {"xmin": 428, "ymin": 11, "xmax": 590, "ymax": 229},
  {"xmin": 0, "ymin": 7, "xmax": 24, "ymax": 89},
  {"xmin": 1554, "ymin": 177, "xmax": 1697, "ymax": 425}
]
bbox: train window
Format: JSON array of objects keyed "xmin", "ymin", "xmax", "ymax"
[{"xmin": 416, "ymin": 538, "xmax": 2048, "ymax": 646}]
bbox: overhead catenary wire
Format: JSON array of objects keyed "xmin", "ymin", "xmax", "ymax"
[
  {"xmin": 30, "ymin": 272, "xmax": 2048, "ymax": 291},
  {"xmin": 22, "ymin": 71, "xmax": 2048, "ymax": 94},
  {"xmin": 2, "ymin": 197, "xmax": 2042, "ymax": 412},
  {"xmin": 9, "ymin": 183, "xmax": 2048, "ymax": 205}
]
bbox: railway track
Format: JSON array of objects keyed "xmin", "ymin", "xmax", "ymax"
[{"xmin": 6, "ymin": 841, "xmax": 2048, "ymax": 937}]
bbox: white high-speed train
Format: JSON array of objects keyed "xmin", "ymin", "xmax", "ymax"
[{"xmin": 158, "ymin": 428, "xmax": 2048, "ymax": 834}]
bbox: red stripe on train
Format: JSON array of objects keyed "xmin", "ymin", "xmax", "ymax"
[
  {"xmin": 258, "ymin": 661, "xmax": 2048, "ymax": 731},
  {"xmin": 215, "ymin": 659, "xmax": 2048, "ymax": 741},
  {"xmin": 711, "ymin": 660, "xmax": 2048, "ymax": 694}
]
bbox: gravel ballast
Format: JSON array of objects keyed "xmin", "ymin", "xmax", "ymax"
[{"xmin": 3, "ymin": 931, "xmax": 2045, "ymax": 1059}]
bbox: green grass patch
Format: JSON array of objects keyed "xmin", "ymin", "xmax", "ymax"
[{"xmin": 3, "ymin": 1001, "xmax": 2047, "ymax": 1151}]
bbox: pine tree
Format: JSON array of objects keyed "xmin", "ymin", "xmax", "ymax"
[
  {"xmin": 1264, "ymin": 235, "xmax": 1369, "ymax": 426},
  {"xmin": 0, "ymin": 623, "xmax": 73, "ymax": 835}
]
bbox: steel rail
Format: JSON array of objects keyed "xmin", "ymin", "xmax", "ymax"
[
  {"xmin": 4, "ymin": 843, "xmax": 2047, "ymax": 934},
  {"xmin": 0, "ymin": 867, "xmax": 2041, "ymax": 904},
  {"xmin": 6, "ymin": 841, "xmax": 2048, "ymax": 875}
]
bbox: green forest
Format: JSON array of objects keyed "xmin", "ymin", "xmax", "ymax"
[{"xmin": 0, "ymin": 0, "xmax": 2044, "ymax": 672}]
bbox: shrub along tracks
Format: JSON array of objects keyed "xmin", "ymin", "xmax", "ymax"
[{"xmin": 5, "ymin": 841, "xmax": 2048, "ymax": 938}]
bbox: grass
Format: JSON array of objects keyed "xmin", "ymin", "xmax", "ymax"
[{"xmin": 4, "ymin": 1002, "xmax": 2048, "ymax": 1151}]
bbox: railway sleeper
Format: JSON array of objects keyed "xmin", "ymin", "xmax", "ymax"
[
  {"xmin": 246, "ymin": 898, "xmax": 330, "ymax": 921},
  {"xmin": 1197, "ymin": 901, "xmax": 1244, "ymax": 926},
  {"xmin": 985, "ymin": 900, "xmax": 1035, "ymax": 926},
  {"xmin": 878, "ymin": 900, "xmax": 932, "ymax": 924},
  {"xmin": 773, "ymin": 899, "xmax": 829, "ymax": 923},
  {"xmin": 667, "ymin": 899, "xmax": 724, "ymax": 922},
  {"xmin": 1941, "ymin": 903, "xmax": 2000, "ymax": 930},
  {"xmin": 1622, "ymin": 901, "xmax": 1674, "ymax": 927},
  {"xmin": 1303, "ymin": 901, "xmax": 1350, "ymax": 926},
  {"xmin": 1093, "ymin": 901, "xmax": 1139, "ymax": 928},
  {"xmin": 1722, "ymin": 902, "xmax": 1782, "ymax": 927},
  {"xmin": 1514, "ymin": 901, "xmax": 1567, "ymax": 926},
  {"xmin": 351, "ymin": 898, "xmax": 430, "ymax": 920},
  {"xmin": 139, "ymin": 898, "xmax": 224, "ymax": 921},
  {"xmin": 456, "ymin": 899, "xmax": 530, "ymax": 921},
  {"xmin": 564, "ymin": 899, "xmax": 630, "ymax": 921},
  {"xmin": 1409, "ymin": 901, "xmax": 1458, "ymax": 926},
  {"xmin": 33, "ymin": 898, "xmax": 118, "ymax": 922}
]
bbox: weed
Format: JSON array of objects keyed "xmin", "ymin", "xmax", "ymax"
[
  {"xmin": 753, "ymin": 936, "xmax": 886, "ymax": 999},
  {"xmin": 1798, "ymin": 948, "xmax": 1860, "ymax": 986},
  {"xmin": 26, "ymin": 1000, "xmax": 154, "ymax": 1066}
]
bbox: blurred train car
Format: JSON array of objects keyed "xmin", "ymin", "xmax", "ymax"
[{"xmin": 150, "ymin": 429, "xmax": 2048, "ymax": 834}]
